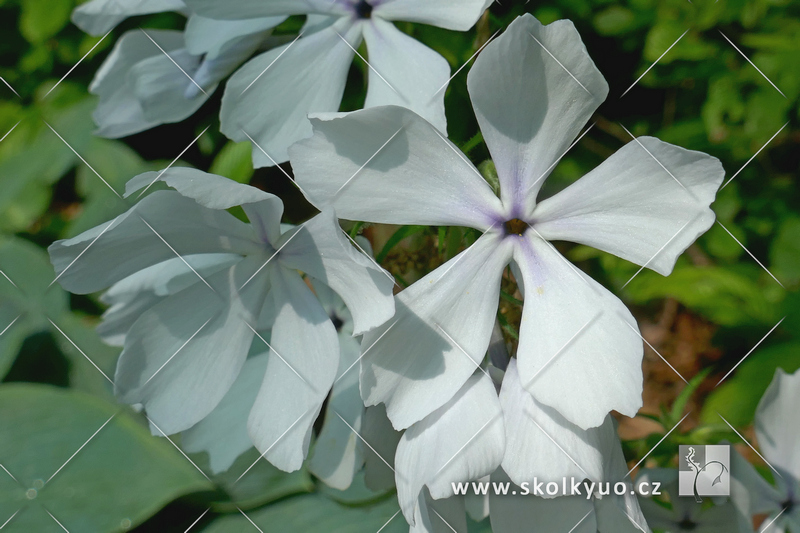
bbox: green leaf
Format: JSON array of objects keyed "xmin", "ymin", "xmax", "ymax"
[
  {"xmin": 0, "ymin": 384, "xmax": 214, "ymax": 532},
  {"xmin": 593, "ymin": 6, "xmax": 637, "ymax": 36},
  {"xmin": 770, "ymin": 217, "xmax": 800, "ymax": 287},
  {"xmin": 669, "ymin": 368, "xmax": 712, "ymax": 425},
  {"xmin": 478, "ymin": 160, "xmax": 500, "ymax": 197},
  {"xmin": 201, "ymin": 493, "xmax": 406, "ymax": 533},
  {"xmin": 20, "ymin": 0, "xmax": 73, "ymax": 44},
  {"xmin": 376, "ymin": 225, "xmax": 427, "ymax": 264},
  {"xmin": 208, "ymin": 141, "xmax": 255, "ymax": 184}
]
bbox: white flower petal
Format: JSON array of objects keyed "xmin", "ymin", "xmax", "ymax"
[
  {"xmin": 534, "ymin": 137, "xmax": 724, "ymax": 275},
  {"xmin": 729, "ymin": 445, "xmax": 783, "ymax": 519},
  {"xmin": 183, "ymin": 0, "xmax": 345, "ymax": 19},
  {"xmin": 49, "ymin": 190, "xmax": 261, "ymax": 295},
  {"xmin": 489, "ymin": 469, "xmax": 596, "ymax": 533},
  {"xmin": 513, "ymin": 233, "xmax": 643, "ymax": 429},
  {"xmin": 362, "ymin": 18, "xmax": 448, "ymax": 133},
  {"xmin": 72, "ymin": 0, "xmax": 186, "ymax": 36},
  {"xmin": 756, "ymin": 368, "xmax": 800, "ymax": 479},
  {"xmin": 115, "ymin": 256, "xmax": 268, "ymax": 434},
  {"xmin": 499, "ymin": 359, "xmax": 618, "ymax": 486},
  {"xmin": 308, "ymin": 330, "xmax": 364, "ymax": 490},
  {"xmin": 247, "ymin": 265, "xmax": 339, "ymax": 472},
  {"xmin": 467, "ymin": 14, "xmax": 608, "ymax": 212},
  {"xmin": 361, "ymin": 404, "xmax": 401, "ymax": 492},
  {"xmin": 360, "ymin": 233, "xmax": 512, "ymax": 429},
  {"xmin": 181, "ymin": 353, "xmax": 267, "ymax": 474},
  {"xmin": 291, "ymin": 105, "xmax": 504, "ymax": 229},
  {"xmin": 184, "ymin": 15, "xmax": 285, "ymax": 58},
  {"xmin": 220, "ymin": 19, "xmax": 359, "ymax": 167},
  {"xmin": 411, "ymin": 491, "xmax": 468, "ymax": 533},
  {"xmin": 374, "ymin": 0, "xmax": 491, "ymax": 31},
  {"xmin": 278, "ymin": 209, "xmax": 394, "ymax": 335},
  {"xmin": 395, "ymin": 372, "xmax": 504, "ymax": 524}
]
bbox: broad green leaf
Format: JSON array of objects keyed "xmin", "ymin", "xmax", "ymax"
[
  {"xmin": 0, "ymin": 384, "xmax": 214, "ymax": 532},
  {"xmin": 770, "ymin": 217, "xmax": 800, "ymax": 287},
  {"xmin": 20, "ymin": 0, "xmax": 73, "ymax": 44},
  {"xmin": 593, "ymin": 6, "xmax": 637, "ymax": 36},
  {"xmin": 376, "ymin": 225, "xmax": 428, "ymax": 264},
  {"xmin": 209, "ymin": 141, "xmax": 255, "ymax": 184}
]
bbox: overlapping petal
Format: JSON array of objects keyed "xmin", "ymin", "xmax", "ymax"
[
  {"xmin": 467, "ymin": 14, "xmax": 608, "ymax": 213},
  {"xmin": 72, "ymin": 0, "xmax": 186, "ymax": 36},
  {"xmin": 756, "ymin": 368, "xmax": 800, "ymax": 479},
  {"xmin": 184, "ymin": 0, "xmax": 346, "ymax": 19},
  {"xmin": 360, "ymin": 233, "xmax": 512, "ymax": 429},
  {"xmin": 374, "ymin": 0, "xmax": 491, "ymax": 31},
  {"xmin": 512, "ymin": 232, "xmax": 643, "ymax": 429},
  {"xmin": 291, "ymin": 105, "xmax": 504, "ymax": 229},
  {"xmin": 534, "ymin": 137, "xmax": 724, "ymax": 275}
]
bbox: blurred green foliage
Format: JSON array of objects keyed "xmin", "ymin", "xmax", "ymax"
[{"xmin": 0, "ymin": 0, "xmax": 798, "ymax": 530}]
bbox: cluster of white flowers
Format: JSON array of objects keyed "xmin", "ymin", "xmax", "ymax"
[{"xmin": 52, "ymin": 1, "xmax": 733, "ymax": 531}]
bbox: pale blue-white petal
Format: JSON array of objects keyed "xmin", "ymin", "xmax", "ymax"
[
  {"xmin": 756, "ymin": 368, "xmax": 800, "ymax": 480},
  {"xmin": 183, "ymin": 0, "xmax": 346, "ymax": 19},
  {"xmin": 72, "ymin": 0, "xmax": 186, "ymax": 36},
  {"xmin": 291, "ymin": 105, "xmax": 504, "ymax": 230},
  {"xmin": 534, "ymin": 137, "xmax": 724, "ymax": 276},
  {"xmin": 184, "ymin": 15, "xmax": 285, "ymax": 58},
  {"xmin": 395, "ymin": 372, "xmax": 504, "ymax": 524},
  {"xmin": 362, "ymin": 18, "xmax": 448, "ymax": 133},
  {"xmin": 115, "ymin": 256, "xmax": 268, "ymax": 434},
  {"xmin": 220, "ymin": 18, "xmax": 359, "ymax": 167},
  {"xmin": 360, "ymin": 233, "xmax": 512, "ymax": 430},
  {"xmin": 49, "ymin": 190, "xmax": 261, "ymax": 294},
  {"xmin": 247, "ymin": 265, "xmax": 339, "ymax": 472},
  {"xmin": 512, "ymin": 232, "xmax": 643, "ymax": 429},
  {"xmin": 467, "ymin": 14, "xmax": 608, "ymax": 214},
  {"xmin": 411, "ymin": 491, "xmax": 468, "ymax": 533},
  {"xmin": 362, "ymin": 404, "xmax": 401, "ymax": 492},
  {"xmin": 278, "ymin": 209, "xmax": 394, "ymax": 335},
  {"xmin": 181, "ymin": 354, "xmax": 268, "ymax": 474},
  {"xmin": 373, "ymin": 0, "xmax": 491, "ymax": 31}
]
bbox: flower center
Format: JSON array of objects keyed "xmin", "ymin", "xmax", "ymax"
[
  {"xmin": 354, "ymin": 0, "xmax": 373, "ymax": 18},
  {"xmin": 782, "ymin": 498, "xmax": 795, "ymax": 514},
  {"xmin": 503, "ymin": 218, "xmax": 528, "ymax": 236},
  {"xmin": 330, "ymin": 314, "xmax": 344, "ymax": 332},
  {"xmin": 677, "ymin": 517, "xmax": 697, "ymax": 530}
]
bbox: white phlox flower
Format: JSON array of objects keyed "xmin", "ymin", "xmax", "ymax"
[
  {"xmin": 730, "ymin": 368, "xmax": 800, "ymax": 533},
  {"xmin": 638, "ymin": 468, "xmax": 754, "ymax": 533},
  {"xmin": 75, "ymin": 0, "xmax": 285, "ymax": 137},
  {"xmin": 183, "ymin": 0, "xmax": 493, "ymax": 166},
  {"xmin": 48, "ymin": 168, "xmax": 395, "ymax": 472}
]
